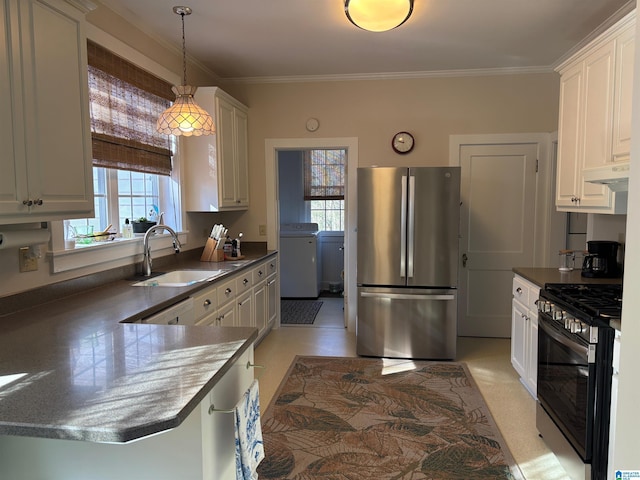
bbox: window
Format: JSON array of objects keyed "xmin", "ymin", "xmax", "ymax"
[
  {"xmin": 304, "ymin": 149, "xmax": 346, "ymax": 231},
  {"xmin": 67, "ymin": 168, "xmax": 161, "ymax": 236},
  {"xmin": 66, "ymin": 42, "xmax": 178, "ymax": 240}
]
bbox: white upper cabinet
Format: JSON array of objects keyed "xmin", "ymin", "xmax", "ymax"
[
  {"xmin": 611, "ymin": 24, "xmax": 635, "ymax": 161},
  {"xmin": 184, "ymin": 87, "xmax": 249, "ymax": 211},
  {"xmin": 555, "ymin": 12, "xmax": 634, "ymax": 214},
  {"xmin": 0, "ymin": 0, "xmax": 94, "ymax": 224}
]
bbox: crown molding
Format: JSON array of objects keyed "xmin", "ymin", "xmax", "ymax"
[{"xmin": 225, "ymin": 65, "xmax": 555, "ymax": 85}]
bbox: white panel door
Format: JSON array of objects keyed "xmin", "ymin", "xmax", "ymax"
[{"xmin": 459, "ymin": 143, "xmax": 537, "ymax": 337}]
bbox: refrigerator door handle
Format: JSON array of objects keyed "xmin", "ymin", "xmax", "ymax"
[
  {"xmin": 407, "ymin": 175, "xmax": 415, "ymax": 278},
  {"xmin": 400, "ymin": 175, "xmax": 407, "ymax": 278},
  {"xmin": 360, "ymin": 292, "xmax": 455, "ymax": 301}
]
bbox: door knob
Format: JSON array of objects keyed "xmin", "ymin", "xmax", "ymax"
[{"xmin": 462, "ymin": 253, "xmax": 468, "ymax": 268}]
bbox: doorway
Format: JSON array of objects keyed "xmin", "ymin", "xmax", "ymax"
[
  {"xmin": 265, "ymin": 137, "xmax": 359, "ymax": 331},
  {"xmin": 278, "ymin": 149, "xmax": 345, "ymax": 299}
]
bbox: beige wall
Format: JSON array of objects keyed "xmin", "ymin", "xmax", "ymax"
[
  {"xmin": 0, "ymin": 2, "xmax": 560, "ymax": 296},
  {"xmin": 223, "ymin": 73, "xmax": 560, "ymax": 241}
]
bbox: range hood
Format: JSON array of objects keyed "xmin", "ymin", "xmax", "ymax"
[{"xmin": 583, "ymin": 163, "xmax": 630, "ymax": 192}]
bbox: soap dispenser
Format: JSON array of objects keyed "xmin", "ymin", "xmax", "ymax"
[{"xmin": 122, "ymin": 218, "xmax": 134, "ymax": 239}]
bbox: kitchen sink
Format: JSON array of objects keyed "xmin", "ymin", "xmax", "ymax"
[{"xmin": 132, "ymin": 270, "xmax": 225, "ymax": 287}]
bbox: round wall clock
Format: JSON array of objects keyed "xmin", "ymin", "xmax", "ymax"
[{"xmin": 392, "ymin": 131, "xmax": 415, "ymax": 154}]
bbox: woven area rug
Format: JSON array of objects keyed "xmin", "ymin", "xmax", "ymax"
[
  {"xmin": 257, "ymin": 356, "xmax": 523, "ymax": 480},
  {"xmin": 281, "ymin": 300, "xmax": 323, "ymax": 325}
]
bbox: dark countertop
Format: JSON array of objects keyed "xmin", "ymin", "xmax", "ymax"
[
  {"xmin": 513, "ymin": 267, "xmax": 623, "ymax": 288},
  {"xmin": 0, "ymin": 251, "xmax": 276, "ymax": 443}
]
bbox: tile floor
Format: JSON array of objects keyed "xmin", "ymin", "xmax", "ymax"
[{"xmin": 256, "ymin": 296, "xmax": 571, "ymax": 480}]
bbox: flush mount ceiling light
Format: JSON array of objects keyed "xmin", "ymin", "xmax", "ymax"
[
  {"xmin": 157, "ymin": 6, "xmax": 215, "ymax": 136},
  {"xmin": 345, "ymin": 0, "xmax": 414, "ymax": 32}
]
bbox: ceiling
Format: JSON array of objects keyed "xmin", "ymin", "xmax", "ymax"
[{"xmin": 101, "ymin": 0, "xmax": 635, "ymax": 81}]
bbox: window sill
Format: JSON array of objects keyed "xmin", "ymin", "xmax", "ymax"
[{"xmin": 48, "ymin": 232, "xmax": 189, "ymax": 274}]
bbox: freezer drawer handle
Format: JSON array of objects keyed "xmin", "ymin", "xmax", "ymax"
[{"xmin": 360, "ymin": 292, "xmax": 455, "ymax": 301}]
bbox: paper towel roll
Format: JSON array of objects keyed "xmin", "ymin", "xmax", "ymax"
[{"xmin": 0, "ymin": 229, "xmax": 50, "ymax": 249}]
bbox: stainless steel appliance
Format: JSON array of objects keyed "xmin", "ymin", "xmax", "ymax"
[
  {"xmin": 536, "ymin": 283, "xmax": 620, "ymax": 480},
  {"xmin": 581, "ymin": 241, "xmax": 620, "ymax": 278},
  {"xmin": 356, "ymin": 166, "xmax": 460, "ymax": 360}
]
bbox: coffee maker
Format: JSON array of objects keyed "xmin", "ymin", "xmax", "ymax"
[{"xmin": 581, "ymin": 240, "xmax": 620, "ymax": 278}]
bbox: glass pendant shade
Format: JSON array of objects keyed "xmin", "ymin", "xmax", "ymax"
[
  {"xmin": 157, "ymin": 6, "xmax": 214, "ymax": 136},
  {"xmin": 156, "ymin": 85, "xmax": 215, "ymax": 136},
  {"xmin": 345, "ymin": 0, "xmax": 413, "ymax": 32}
]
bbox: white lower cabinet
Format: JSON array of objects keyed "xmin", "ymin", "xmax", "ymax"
[
  {"xmin": 265, "ymin": 258, "xmax": 278, "ymax": 330},
  {"xmin": 254, "ymin": 278, "xmax": 267, "ymax": 336},
  {"xmin": 0, "ymin": 347, "xmax": 255, "ymax": 480},
  {"xmin": 191, "ymin": 254, "xmax": 279, "ymax": 340},
  {"xmin": 511, "ymin": 274, "xmax": 539, "ymax": 398},
  {"xmin": 193, "ymin": 285, "xmax": 218, "ymax": 326},
  {"xmin": 217, "ymin": 301, "xmax": 236, "ymax": 327},
  {"xmin": 237, "ymin": 290, "xmax": 253, "ymax": 328},
  {"xmin": 266, "ymin": 274, "xmax": 277, "ymax": 328}
]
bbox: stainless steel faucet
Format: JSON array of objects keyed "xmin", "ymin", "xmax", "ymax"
[{"xmin": 142, "ymin": 224, "xmax": 181, "ymax": 277}]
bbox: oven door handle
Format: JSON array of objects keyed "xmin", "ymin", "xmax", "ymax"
[{"xmin": 539, "ymin": 317, "xmax": 590, "ymax": 360}]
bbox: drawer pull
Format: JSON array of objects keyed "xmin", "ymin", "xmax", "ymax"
[
  {"xmin": 258, "ymin": 270, "xmax": 263, "ymax": 277},
  {"xmin": 243, "ymin": 278, "xmax": 249, "ymax": 285},
  {"xmin": 516, "ymin": 287, "xmax": 522, "ymax": 294},
  {"xmin": 203, "ymin": 299, "xmax": 212, "ymax": 307},
  {"xmin": 225, "ymin": 288, "xmax": 232, "ymax": 294}
]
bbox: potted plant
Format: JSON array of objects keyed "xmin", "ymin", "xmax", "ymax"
[{"xmin": 132, "ymin": 217, "xmax": 156, "ymax": 234}]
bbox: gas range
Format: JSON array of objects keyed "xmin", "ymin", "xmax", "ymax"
[
  {"xmin": 541, "ymin": 283, "xmax": 622, "ymax": 325},
  {"xmin": 536, "ymin": 282, "xmax": 619, "ymax": 479}
]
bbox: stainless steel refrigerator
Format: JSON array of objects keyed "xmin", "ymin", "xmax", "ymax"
[{"xmin": 356, "ymin": 166, "xmax": 460, "ymax": 360}]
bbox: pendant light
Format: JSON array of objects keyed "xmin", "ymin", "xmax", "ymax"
[
  {"xmin": 345, "ymin": 0, "xmax": 414, "ymax": 32},
  {"xmin": 157, "ymin": 6, "xmax": 215, "ymax": 136}
]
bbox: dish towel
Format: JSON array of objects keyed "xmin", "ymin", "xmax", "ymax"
[{"xmin": 234, "ymin": 379, "xmax": 265, "ymax": 480}]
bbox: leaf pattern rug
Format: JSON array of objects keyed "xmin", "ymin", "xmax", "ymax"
[{"xmin": 257, "ymin": 356, "xmax": 523, "ymax": 480}]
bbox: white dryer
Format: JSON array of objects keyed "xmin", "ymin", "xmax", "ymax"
[{"xmin": 280, "ymin": 223, "xmax": 321, "ymax": 298}]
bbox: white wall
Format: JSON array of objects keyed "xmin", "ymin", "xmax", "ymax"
[{"xmin": 611, "ymin": 19, "xmax": 640, "ymax": 471}]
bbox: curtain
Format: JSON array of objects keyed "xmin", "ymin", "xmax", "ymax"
[
  {"xmin": 303, "ymin": 149, "xmax": 345, "ymax": 200},
  {"xmin": 87, "ymin": 40, "xmax": 174, "ymax": 176}
]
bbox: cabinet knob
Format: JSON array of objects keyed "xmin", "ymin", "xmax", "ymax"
[
  {"xmin": 516, "ymin": 287, "xmax": 522, "ymax": 294},
  {"xmin": 225, "ymin": 288, "xmax": 232, "ymax": 294},
  {"xmin": 258, "ymin": 270, "xmax": 263, "ymax": 277},
  {"xmin": 203, "ymin": 299, "xmax": 212, "ymax": 306},
  {"xmin": 243, "ymin": 278, "xmax": 249, "ymax": 285},
  {"xmin": 34, "ymin": 199, "xmax": 43, "ymax": 206},
  {"xmin": 23, "ymin": 199, "xmax": 33, "ymax": 206}
]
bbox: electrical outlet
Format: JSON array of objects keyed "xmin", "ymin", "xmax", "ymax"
[
  {"xmin": 259, "ymin": 224, "xmax": 267, "ymax": 236},
  {"xmin": 19, "ymin": 247, "xmax": 38, "ymax": 272}
]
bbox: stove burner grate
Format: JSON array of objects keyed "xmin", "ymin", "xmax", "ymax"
[{"xmin": 543, "ymin": 283, "xmax": 622, "ymax": 321}]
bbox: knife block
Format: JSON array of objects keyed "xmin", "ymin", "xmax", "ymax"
[{"xmin": 200, "ymin": 238, "xmax": 225, "ymax": 262}]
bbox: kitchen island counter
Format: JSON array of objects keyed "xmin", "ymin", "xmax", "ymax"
[{"xmin": 0, "ymin": 251, "xmax": 276, "ymax": 443}]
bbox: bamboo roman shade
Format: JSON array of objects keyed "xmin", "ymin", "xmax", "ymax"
[
  {"xmin": 87, "ymin": 41, "xmax": 174, "ymax": 176},
  {"xmin": 303, "ymin": 150, "xmax": 346, "ymax": 200}
]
